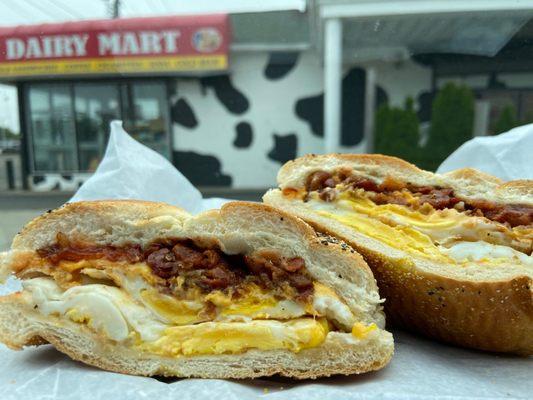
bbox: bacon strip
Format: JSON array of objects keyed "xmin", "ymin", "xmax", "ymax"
[{"xmin": 37, "ymin": 237, "xmax": 313, "ymax": 299}]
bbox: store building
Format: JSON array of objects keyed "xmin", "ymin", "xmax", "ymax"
[{"xmin": 0, "ymin": 0, "xmax": 532, "ymax": 191}]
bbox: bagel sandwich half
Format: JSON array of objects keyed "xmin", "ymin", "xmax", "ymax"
[
  {"xmin": 0, "ymin": 200, "xmax": 393, "ymax": 378},
  {"xmin": 263, "ymin": 154, "xmax": 532, "ymax": 355}
]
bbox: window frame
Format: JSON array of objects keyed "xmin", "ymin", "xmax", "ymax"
[{"xmin": 24, "ymin": 78, "xmax": 173, "ymax": 174}]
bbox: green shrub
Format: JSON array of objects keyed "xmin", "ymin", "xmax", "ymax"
[
  {"xmin": 374, "ymin": 97, "xmax": 420, "ymax": 164},
  {"xmin": 493, "ymin": 104, "xmax": 518, "ymax": 135},
  {"xmin": 424, "ymin": 83, "xmax": 474, "ymax": 170}
]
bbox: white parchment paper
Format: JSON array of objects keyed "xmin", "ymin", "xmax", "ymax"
[
  {"xmin": 1, "ymin": 121, "xmax": 531, "ymax": 400},
  {"xmin": 437, "ymin": 123, "xmax": 533, "ymax": 180}
]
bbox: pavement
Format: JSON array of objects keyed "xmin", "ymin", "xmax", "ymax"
[{"xmin": 0, "ymin": 189, "xmax": 266, "ymax": 251}]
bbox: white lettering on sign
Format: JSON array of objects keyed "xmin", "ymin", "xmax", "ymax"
[
  {"xmin": 122, "ymin": 32, "xmax": 140, "ymax": 55},
  {"xmin": 98, "ymin": 33, "xmax": 120, "ymax": 55},
  {"xmin": 72, "ymin": 35, "xmax": 89, "ymax": 56},
  {"xmin": 97, "ymin": 30, "xmax": 180, "ymax": 56},
  {"xmin": 26, "ymin": 37, "xmax": 43, "ymax": 58},
  {"xmin": 139, "ymin": 31, "xmax": 161, "ymax": 54},
  {"xmin": 161, "ymin": 31, "xmax": 180, "ymax": 52},
  {"xmin": 41, "ymin": 36, "xmax": 54, "ymax": 57},
  {"xmin": 4, "ymin": 34, "xmax": 89, "ymax": 60},
  {"xmin": 4, "ymin": 30, "xmax": 181, "ymax": 60},
  {"xmin": 6, "ymin": 38, "xmax": 24, "ymax": 60}
]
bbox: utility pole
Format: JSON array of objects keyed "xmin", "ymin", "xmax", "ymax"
[
  {"xmin": 112, "ymin": 0, "xmax": 120, "ymax": 19},
  {"xmin": 103, "ymin": 0, "xmax": 121, "ymax": 19}
]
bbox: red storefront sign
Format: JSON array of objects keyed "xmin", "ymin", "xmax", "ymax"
[{"xmin": 0, "ymin": 14, "xmax": 230, "ymax": 78}]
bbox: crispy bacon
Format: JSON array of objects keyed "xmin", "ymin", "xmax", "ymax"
[{"xmin": 37, "ymin": 236, "xmax": 313, "ymax": 299}]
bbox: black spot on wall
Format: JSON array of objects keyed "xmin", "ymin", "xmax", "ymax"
[
  {"xmin": 200, "ymin": 75, "xmax": 249, "ymax": 115},
  {"xmin": 337, "ymin": 68, "xmax": 367, "ymax": 146},
  {"xmin": 417, "ymin": 92, "xmax": 434, "ymax": 123},
  {"xmin": 233, "ymin": 122, "xmax": 253, "ymax": 148},
  {"xmin": 171, "ymin": 98, "xmax": 198, "ymax": 128},
  {"xmin": 32, "ymin": 175, "xmax": 45, "ymax": 185},
  {"xmin": 295, "ymin": 67, "xmax": 370, "ymax": 146},
  {"xmin": 61, "ymin": 174, "xmax": 72, "ymax": 181},
  {"xmin": 295, "ymin": 93, "xmax": 323, "ymax": 138},
  {"xmin": 264, "ymin": 52, "xmax": 299, "ymax": 80},
  {"xmin": 173, "ymin": 151, "xmax": 232, "ymax": 187},
  {"xmin": 267, "ymin": 134, "xmax": 297, "ymax": 164}
]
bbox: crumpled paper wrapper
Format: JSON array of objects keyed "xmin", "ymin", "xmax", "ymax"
[
  {"xmin": 1, "ymin": 122, "xmax": 531, "ymax": 399},
  {"xmin": 437, "ymin": 123, "xmax": 533, "ymax": 180}
]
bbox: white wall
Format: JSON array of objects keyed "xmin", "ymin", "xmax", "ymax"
[{"xmin": 368, "ymin": 59, "xmax": 432, "ymax": 107}]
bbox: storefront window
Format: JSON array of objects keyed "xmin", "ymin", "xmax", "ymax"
[
  {"xmin": 29, "ymin": 85, "xmax": 77, "ymax": 172},
  {"xmin": 124, "ymin": 83, "xmax": 170, "ymax": 158},
  {"xmin": 26, "ymin": 81, "xmax": 170, "ymax": 173},
  {"xmin": 74, "ymin": 84, "xmax": 120, "ymax": 171}
]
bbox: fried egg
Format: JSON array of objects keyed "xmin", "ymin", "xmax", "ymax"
[{"xmin": 22, "ymin": 273, "xmax": 364, "ymax": 356}]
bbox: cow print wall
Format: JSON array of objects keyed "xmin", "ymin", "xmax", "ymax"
[
  {"xmin": 295, "ymin": 67, "xmax": 389, "ymax": 146},
  {"xmin": 170, "ymin": 52, "xmax": 390, "ymax": 188},
  {"xmin": 172, "ymin": 98, "xmax": 198, "ymax": 128},
  {"xmin": 264, "ymin": 52, "xmax": 299, "ymax": 80},
  {"xmin": 29, "ymin": 174, "xmax": 91, "ymax": 191},
  {"xmin": 233, "ymin": 122, "xmax": 253, "ymax": 148},
  {"xmin": 29, "ymin": 54, "xmax": 436, "ymax": 191}
]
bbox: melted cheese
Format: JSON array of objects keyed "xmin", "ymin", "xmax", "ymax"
[
  {"xmin": 351, "ymin": 322, "xmax": 377, "ymax": 339},
  {"xmin": 140, "ymin": 289, "xmax": 207, "ymax": 325},
  {"xmin": 142, "ymin": 318, "xmax": 330, "ymax": 356},
  {"xmin": 317, "ymin": 204, "xmax": 448, "ymax": 261},
  {"xmin": 311, "ymin": 192, "xmax": 531, "ymax": 266}
]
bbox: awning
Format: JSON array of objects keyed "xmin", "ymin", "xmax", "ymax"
[
  {"xmin": 0, "ymin": 14, "xmax": 230, "ymax": 80},
  {"xmin": 341, "ymin": 12, "xmax": 531, "ymax": 62}
]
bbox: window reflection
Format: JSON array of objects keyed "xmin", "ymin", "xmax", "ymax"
[
  {"xmin": 125, "ymin": 83, "xmax": 170, "ymax": 158},
  {"xmin": 74, "ymin": 84, "xmax": 120, "ymax": 171},
  {"xmin": 27, "ymin": 81, "xmax": 170, "ymax": 173},
  {"xmin": 29, "ymin": 85, "xmax": 77, "ymax": 172}
]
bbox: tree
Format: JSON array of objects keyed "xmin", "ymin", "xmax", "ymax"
[
  {"xmin": 425, "ymin": 83, "xmax": 474, "ymax": 170},
  {"xmin": 0, "ymin": 127, "xmax": 19, "ymax": 140},
  {"xmin": 374, "ymin": 97, "xmax": 420, "ymax": 164},
  {"xmin": 493, "ymin": 104, "xmax": 518, "ymax": 135}
]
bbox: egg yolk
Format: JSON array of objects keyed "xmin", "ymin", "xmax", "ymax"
[{"xmin": 141, "ymin": 318, "xmax": 330, "ymax": 356}]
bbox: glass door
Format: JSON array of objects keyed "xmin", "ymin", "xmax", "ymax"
[
  {"xmin": 28, "ymin": 84, "xmax": 77, "ymax": 172},
  {"xmin": 74, "ymin": 84, "xmax": 120, "ymax": 171},
  {"xmin": 122, "ymin": 82, "xmax": 171, "ymax": 159}
]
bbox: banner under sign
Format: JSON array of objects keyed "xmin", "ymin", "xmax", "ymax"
[{"xmin": 0, "ymin": 14, "xmax": 229, "ymax": 78}]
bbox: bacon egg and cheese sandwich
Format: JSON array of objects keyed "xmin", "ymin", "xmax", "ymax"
[
  {"xmin": 0, "ymin": 200, "xmax": 393, "ymax": 378},
  {"xmin": 264, "ymin": 154, "xmax": 533, "ymax": 355}
]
